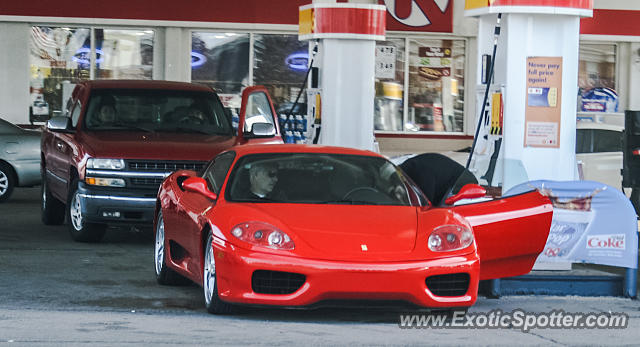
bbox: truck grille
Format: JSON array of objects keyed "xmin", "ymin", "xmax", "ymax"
[
  {"xmin": 127, "ymin": 160, "xmax": 207, "ymax": 172},
  {"xmin": 125, "ymin": 160, "xmax": 207, "ymax": 189},
  {"xmin": 130, "ymin": 177, "xmax": 164, "ymax": 187}
]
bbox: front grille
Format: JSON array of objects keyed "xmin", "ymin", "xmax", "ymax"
[
  {"xmin": 425, "ymin": 273, "xmax": 470, "ymax": 297},
  {"xmin": 252, "ymin": 270, "xmax": 306, "ymax": 295},
  {"xmin": 121, "ymin": 160, "xmax": 207, "ymax": 189},
  {"xmin": 127, "ymin": 160, "xmax": 206, "ymax": 172},
  {"xmin": 130, "ymin": 177, "xmax": 164, "ymax": 187}
]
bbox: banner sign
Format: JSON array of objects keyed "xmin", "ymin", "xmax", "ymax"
[
  {"xmin": 525, "ymin": 57, "xmax": 562, "ymax": 148},
  {"xmin": 465, "ymin": 0, "xmax": 593, "ymax": 17},
  {"xmin": 506, "ymin": 180, "xmax": 638, "ymax": 269}
]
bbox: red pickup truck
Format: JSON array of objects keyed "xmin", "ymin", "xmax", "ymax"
[{"xmin": 41, "ymin": 80, "xmax": 282, "ymax": 242}]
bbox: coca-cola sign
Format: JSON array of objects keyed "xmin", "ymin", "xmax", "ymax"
[{"xmin": 586, "ymin": 234, "xmax": 626, "ymax": 250}]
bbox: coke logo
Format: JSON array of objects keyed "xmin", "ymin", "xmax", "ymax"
[
  {"xmin": 586, "ymin": 234, "xmax": 625, "ymax": 250},
  {"xmin": 384, "ymin": 0, "xmax": 450, "ymax": 27}
]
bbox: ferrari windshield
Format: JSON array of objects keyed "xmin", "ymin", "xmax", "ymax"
[
  {"xmin": 226, "ymin": 153, "xmax": 413, "ymax": 206},
  {"xmin": 84, "ymin": 89, "xmax": 232, "ymax": 135}
]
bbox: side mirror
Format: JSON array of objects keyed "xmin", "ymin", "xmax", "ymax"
[
  {"xmin": 183, "ymin": 177, "xmax": 217, "ymax": 201},
  {"xmin": 47, "ymin": 116, "xmax": 73, "ymax": 133},
  {"xmin": 444, "ymin": 184, "xmax": 487, "ymax": 205},
  {"xmin": 245, "ymin": 122, "xmax": 275, "ymax": 138}
]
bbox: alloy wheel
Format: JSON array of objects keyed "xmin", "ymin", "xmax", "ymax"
[
  {"xmin": 155, "ymin": 217, "xmax": 165, "ymax": 276},
  {"xmin": 203, "ymin": 237, "xmax": 216, "ymax": 305},
  {"xmin": 69, "ymin": 192, "xmax": 83, "ymax": 231},
  {"xmin": 0, "ymin": 171, "xmax": 7, "ymax": 196}
]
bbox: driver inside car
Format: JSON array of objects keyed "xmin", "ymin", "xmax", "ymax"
[{"xmin": 248, "ymin": 161, "xmax": 279, "ymax": 199}]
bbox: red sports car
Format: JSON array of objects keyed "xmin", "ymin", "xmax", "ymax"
[{"xmin": 154, "ymin": 144, "xmax": 552, "ymax": 314}]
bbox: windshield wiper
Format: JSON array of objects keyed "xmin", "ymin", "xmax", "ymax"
[
  {"xmin": 172, "ymin": 126, "xmax": 217, "ymax": 135},
  {"xmin": 108, "ymin": 123, "xmax": 155, "ymax": 133}
]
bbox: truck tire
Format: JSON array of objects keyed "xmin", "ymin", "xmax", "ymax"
[
  {"xmin": 0, "ymin": 162, "xmax": 15, "ymax": 203},
  {"xmin": 67, "ymin": 179, "xmax": 106, "ymax": 242},
  {"xmin": 41, "ymin": 172, "xmax": 65, "ymax": 225}
]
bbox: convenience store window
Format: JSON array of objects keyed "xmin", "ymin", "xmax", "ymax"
[
  {"xmin": 374, "ymin": 39, "xmax": 405, "ymax": 131},
  {"xmin": 190, "ymin": 32, "xmax": 308, "ymax": 116},
  {"xmin": 253, "ymin": 34, "xmax": 309, "ymax": 115},
  {"xmin": 407, "ymin": 38, "xmax": 465, "ymax": 133},
  {"xmin": 95, "ymin": 29, "xmax": 154, "ymax": 80},
  {"xmin": 578, "ymin": 43, "xmax": 617, "ymax": 113},
  {"xmin": 191, "ymin": 32, "xmax": 250, "ymax": 113},
  {"xmin": 29, "ymin": 26, "xmax": 90, "ymax": 122},
  {"xmin": 29, "ymin": 26, "xmax": 154, "ymax": 122},
  {"xmin": 374, "ymin": 38, "xmax": 466, "ymax": 134}
]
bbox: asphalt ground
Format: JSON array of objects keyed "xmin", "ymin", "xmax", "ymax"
[{"xmin": 0, "ymin": 187, "xmax": 639, "ymax": 346}]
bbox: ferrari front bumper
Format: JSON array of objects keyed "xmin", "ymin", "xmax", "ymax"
[{"xmin": 214, "ymin": 243, "xmax": 480, "ymax": 309}]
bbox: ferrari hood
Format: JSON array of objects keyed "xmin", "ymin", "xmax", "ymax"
[
  {"xmin": 239, "ymin": 204, "xmax": 418, "ymax": 261},
  {"xmin": 78, "ymin": 131, "xmax": 236, "ymax": 161}
]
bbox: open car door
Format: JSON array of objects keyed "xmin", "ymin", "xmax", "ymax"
[
  {"xmin": 452, "ymin": 190, "xmax": 553, "ymax": 280},
  {"xmin": 236, "ymin": 85, "xmax": 283, "ymax": 145}
]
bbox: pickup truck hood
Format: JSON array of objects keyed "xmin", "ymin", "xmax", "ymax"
[{"xmin": 79, "ymin": 131, "xmax": 236, "ymax": 161}]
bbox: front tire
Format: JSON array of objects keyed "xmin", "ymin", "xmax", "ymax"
[
  {"xmin": 155, "ymin": 211, "xmax": 188, "ymax": 285},
  {"xmin": 67, "ymin": 179, "xmax": 106, "ymax": 242},
  {"xmin": 41, "ymin": 173, "xmax": 65, "ymax": 225},
  {"xmin": 0, "ymin": 162, "xmax": 16, "ymax": 203},
  {"xmin": 204, "ymin": 231, "xmax": 233, "ymax": 314}
]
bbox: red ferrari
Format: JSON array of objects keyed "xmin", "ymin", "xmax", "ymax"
[{"xmin": 154, "ymin": 144, "xmax": 552, "ymax": 314}]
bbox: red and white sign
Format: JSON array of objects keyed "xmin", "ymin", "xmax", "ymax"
[
  {"xmin": 382, "ymin": 0, "xmax": 453, "ymax": 33},
  {"xmin": 586, "ymin": 234, "xmax": 626, "ymax": 250},
  {"xmin": 465, "ymin": 0, "xmax": 593, "ymax": 17},
  {"xmin": 0, "ymin": 1, "xmax": 454, "ymax": 34},
  {"xmin": 299, "ymin": 3, "xmax": 386, "ymax": 40}
]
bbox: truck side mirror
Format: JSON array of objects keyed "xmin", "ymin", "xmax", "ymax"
[
  {"xmin": 246, "ymin": 122, "xmax": 275, "ymax": 138},
  {"xmin": 47, "ymin": 116, "xmax": 73, "ymax": 133}
]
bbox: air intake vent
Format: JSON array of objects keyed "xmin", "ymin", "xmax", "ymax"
[
  {"xmin": 425, "ymin": 273, "xmax": 470, "ymax": 297},
  {"xmin": 252, "ymin": 270, "xmax": 306, "ymax": 295}
]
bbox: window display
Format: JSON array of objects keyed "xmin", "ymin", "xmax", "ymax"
[
  {"xmin": 191, "ymin": 33, "xmax": 249, "ymax": 95},
  {"xmin": 407, "ymin": 38, "xmax": 465, "ymax": 133},
  {"xmin": 29, "ymin": 26, "xmax": 90, "ymax": 122},
  {"xmin": 191, "ymin": 32, "xmax": 250, "ymax": 120},
  {"xmin": 95, "ymin": 29, "xmax": 154, "ymax": 80},
  {"xmin": 578, "ymin": 43, "xmax": 617, "ymax": 113},
  {"xmin": 30, "ymin": 26, "xmax": 155, "ymax": 123},
  {"xmin": 374, "ymin": 39, "xmax": 405, "ymax": 131},
  {"xmin": 253, "ymin": 34, "xmax": 309, "ymax": 114}
]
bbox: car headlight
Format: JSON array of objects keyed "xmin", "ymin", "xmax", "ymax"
[
  {"xmin": 230, "ymin": 221, "xmax": 294, "ymax": 250},
  {"xmin": 86, "ymin": 158, "xmax": 125, "ymax": 170},
  {"xmin": 428, "ymin": 225, "xmax": 473, "ymax": 252}
]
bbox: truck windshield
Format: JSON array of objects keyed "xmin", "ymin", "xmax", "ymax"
[{"xmin": 84, "ymin": 89, "xmax": 233, "ymax": 135}]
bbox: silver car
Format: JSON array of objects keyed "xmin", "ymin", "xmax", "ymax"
[{"xmin": 0, "ymin": 118, "xmax": 41, "ymax": 202}]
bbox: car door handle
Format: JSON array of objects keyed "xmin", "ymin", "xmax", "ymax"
[{"xmin": 56, "ymin": 143, "xmax": 64, "ymax": 150}]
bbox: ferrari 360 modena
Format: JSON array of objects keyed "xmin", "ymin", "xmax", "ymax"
[{"xmin": 154, "ymin": 144, "xmax": 552, "ymax": 314}]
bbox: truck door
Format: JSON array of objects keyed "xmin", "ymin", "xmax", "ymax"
[{"xmin": 236, "ymin": 86, "xmax": 283, "ymax": 145}]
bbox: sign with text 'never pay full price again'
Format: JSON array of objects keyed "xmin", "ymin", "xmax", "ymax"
[{"xmin": 525, "ymin": 57, "xmax": 562, "ymax": 148}]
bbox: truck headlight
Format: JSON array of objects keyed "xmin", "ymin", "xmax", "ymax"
[
  {"xmin": 87, "ymin": 158, "xmax": 125, "ymax": 170},
  {"xmin": 85, "ymin": 177, "xmax": 126, "ymax": 187}
]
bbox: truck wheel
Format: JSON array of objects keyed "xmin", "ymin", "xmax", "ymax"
[
  {"xmin": 41, "ymin": 173, "xmax": 65, "ymax": 225},
  {"xmin": 0, "ymin": 162, "xmax": 16, "ymax": 203},
  {"xmin": 155, "ymin": 211, "xmax": 189, "ymax": 285},
  {"xmin": 67, "ymin": 179, "xmax": 106, "ymax": 242}
]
